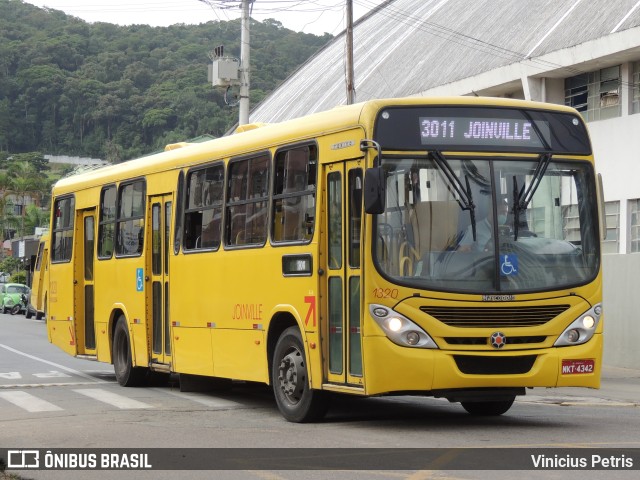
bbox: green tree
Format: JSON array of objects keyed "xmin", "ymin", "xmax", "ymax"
[
  {"xmin": 5, "ymin": 160, "xmax": 45, "ymax": 237},
  {"xmin": 7, "ymin": 151, "xmax": 49, "ymax": 172},
  {"xmin": 0, "ymin": 0, "xmax": 332, "ymax": 159},
  {"xmin": 24, "ymin": 203, "xmax": 49, "ymax": 233},
  {"xmin": 0, "ymin": 257, "xmax": 21, "ymax": 276}
]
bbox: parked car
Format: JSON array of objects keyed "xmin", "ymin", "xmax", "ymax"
[{"xmin": 1, "ymin": 283, "xmax": 31, "ymax": 314}]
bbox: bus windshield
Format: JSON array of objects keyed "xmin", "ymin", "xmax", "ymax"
[{"xmin": 373, "ymin": 155, "xmax": 600, "ymax": 293}]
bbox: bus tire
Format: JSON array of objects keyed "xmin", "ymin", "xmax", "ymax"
[
  {"xmin": 272, "ymin": 326, "xmax": 328, "ymax": 423},
  {"xmin": 461, "ymin": 397, "xmax": 515, "ymax": 416},
  {"xmin": 113, "ymin": 316, "xmax": 146, "ymax": 387}
]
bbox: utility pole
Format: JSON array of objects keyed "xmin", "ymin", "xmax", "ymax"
[
  {"xmin": 238, "ymin": 0, "xmax": 252, "ymax": 125},
  {"xmin": 201, "ymin": 0, "xmax": 252, "ymax": 126},
  {"xmin": 346, "ymin": 0, "xmax": 355, "ymax": 105}
]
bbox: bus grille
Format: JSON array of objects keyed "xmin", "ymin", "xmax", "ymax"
[
  {"xmin": 420, "ymin": 305, "xmax": 570, "ymax": 328},
  {"xmin": 444, "ymin": 336, "xmax": 546, "ymax": 346},
  {"xmin": 453, "ymin": 355, "xmax": 537, "ymax": 375}
]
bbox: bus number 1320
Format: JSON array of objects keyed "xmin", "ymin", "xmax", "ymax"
[{"xmin": 372, "ymin": 288, "xmax": 399, "ymax": 299}]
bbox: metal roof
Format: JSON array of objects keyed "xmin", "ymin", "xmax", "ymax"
[{"xmin": 250, "ymin": 0, "xmax": 640, "ymax": 123}]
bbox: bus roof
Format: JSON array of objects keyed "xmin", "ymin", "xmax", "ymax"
[{"xmin": 52, "ymin": 96, "xmax": 581, "ymax": 196}]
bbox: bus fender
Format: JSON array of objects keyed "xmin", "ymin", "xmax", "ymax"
[
  {"xmin": 267, "ymin": 304, "xmax": 321, "ymax": 389},
  {"xmin": 108, "ymin": 304, "xmax": 146, "ymax": 367}
]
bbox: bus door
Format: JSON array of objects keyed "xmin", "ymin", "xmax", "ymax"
[
  {"xmin": 76, "ymin": 209, "xmax": 96, "ymax": 355},
  {"xmin": 323, "ymin": 160, "xmax": 364, "ymax": 387},
  {"xmin": 32, "ymin": 237, "xmax": 49, "ymax": 319},
  {"xmin": 148, "ymin": 195, "xmax": 172, "ymax": 366}
]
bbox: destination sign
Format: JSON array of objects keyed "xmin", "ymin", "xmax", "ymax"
[
  {"xmin": 419, "ymin": 117, "xmax": 547, "ymax": 148},
  {"xmin": 374, "ymin": 106, "xmax": 591, "ymax": 155}
]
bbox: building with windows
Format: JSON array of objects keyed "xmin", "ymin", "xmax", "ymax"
[{"xmin": 250, "ymin": 0, "xmax": 640, "ymax": 368}]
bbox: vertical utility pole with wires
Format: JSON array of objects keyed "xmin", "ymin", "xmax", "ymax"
[
  {"xmin": 202, "ymin": 0, "xmax": 253, "ymax": 126},
  {"xmin": 345, "ymin": 0, "xmax": 355, "ymax": 105},
  {"xmin": 238, "ymin": 0, "xmax": 252, "ymax": 124}
]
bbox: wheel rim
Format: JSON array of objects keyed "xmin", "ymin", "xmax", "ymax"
[{"xmin": 277, "ymin": 347, "xmax": 305, "ymax": 404}]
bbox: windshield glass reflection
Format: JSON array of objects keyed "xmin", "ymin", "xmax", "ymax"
[{"xmin": 373, "ymin": 156, "xmax": 599, "ymax": 293}]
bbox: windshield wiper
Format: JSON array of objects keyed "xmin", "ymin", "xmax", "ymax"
[
  {"xmin": 428, "ymin": 150, "xmax": 477, "ymax": 241},
  {"xmin": 512, "ymin": 153, "xmax": 552, "ymax": 241}
]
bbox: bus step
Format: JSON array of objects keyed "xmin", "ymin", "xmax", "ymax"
[
  {"xmin": 149, "ymin": 361, "xmax": 171, "ymax": 373},
  {"xmin": 76, "ymin": 354, "xmax": 98, "ymax": 361},
  {"xmin": 321, "ymin": 384, "xmax": 366, "ymax": 395}
]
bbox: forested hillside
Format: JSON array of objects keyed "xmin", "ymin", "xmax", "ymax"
[{"xmin": 0, "ymin": 0, "xmax": 332, "ymax": 162}]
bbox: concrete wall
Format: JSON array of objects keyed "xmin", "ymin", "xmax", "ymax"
[
  {"xmin": 44, "ymin": 155, "xmax": 107, "ymax": 166},
  {"xmin": 588, "ymin": 110, "xmax": 640, "ymax": 253},
  {"xmin": 602, "ymin": 254, "xmax": 640, "ymax": 368},
  {"xmin": 589, "ymin": 114, "xmax": 640, "ymax": 206}
]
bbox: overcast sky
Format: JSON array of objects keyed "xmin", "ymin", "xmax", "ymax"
[{"xmin": 25, "ymin": 1, "xmax": 385, "ymax": 36}]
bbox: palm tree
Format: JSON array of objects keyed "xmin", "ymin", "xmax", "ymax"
[
  {"xmin": 4, "ymin": 161, "xmax": 48, "ymax": 238},
  {"xmin": 9, "ymin": 176, "xmax": 37, "ymax": 237},
  {"xmin": 0, "ymin": 171, "xmax": 13, "ymax": 242},
  {"xmin": 23, "ymin": 204, "xmax": 49, "ymax": 234},
  {"xmin": 1, "ymin": 157, "xmax": 56, "ymax": 241}
]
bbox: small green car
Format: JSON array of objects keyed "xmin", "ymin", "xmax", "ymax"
[{"xmin": 1, "ymin": 283, "xmax": 30, "ymax": 315}]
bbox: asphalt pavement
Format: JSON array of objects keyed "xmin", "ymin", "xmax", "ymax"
[{"xmin": 525, "ymin": 365, "xmax": 640, "ymax": 407}]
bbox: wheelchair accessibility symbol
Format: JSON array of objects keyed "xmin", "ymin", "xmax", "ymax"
[
  {"xmin": 136, "ymin": 268, "xmax": 144, "ymax": 292},
  {"xmin": 500, "ymin": 254, "xmax": 518, "ymax": 276}
]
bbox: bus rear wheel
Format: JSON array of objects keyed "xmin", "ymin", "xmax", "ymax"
[
  {"xmin": 272, "ymin": 327, "xmax": 328, "ymax": 423},
  {"xmin": 113, "ymin": 316, "xmax": 146, "ymax": 387},
  {"xmin": 461, "ymin": 397, "xmax": 515, "ymax": 416}
]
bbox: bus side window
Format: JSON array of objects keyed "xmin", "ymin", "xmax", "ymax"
[
  {"xmin": 116, "ymin": 180, "xmax": 145, "ymax": 257},
  {"xmin": 184, "ymin": 163, "xmax": 224, "ymax": 251},
  {"xmin": 98, "ymin": 185, "xmax": 116, "ymax": 258},
  {"xmin": 52, "ymin": 196, "xmax": 75, "ymax": 262},
  {"xmin": 226, "ymin": 154, "xmax": 270, "ymax": 247},
  {"xmin": 271, "ymin": 144, "xmax": 317, "ymax": 243}
]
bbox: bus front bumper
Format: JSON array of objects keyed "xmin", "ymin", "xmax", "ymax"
[{"xmin": 361, "ymin": 334, "xmax": 602, "ymax": 396}]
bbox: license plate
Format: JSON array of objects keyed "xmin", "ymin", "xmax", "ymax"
[{"xmin": 561, "ymin": 359, "xmax": 595, "ymax": 374}]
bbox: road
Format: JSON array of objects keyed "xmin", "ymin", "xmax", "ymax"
[{"xmin": 1, "ymin": 312, "xmax": 639, "ymax": 480}]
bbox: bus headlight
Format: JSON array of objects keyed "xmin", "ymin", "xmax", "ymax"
[
  {"xmin": 369, "ymin": 304, "xmax": 438, "ymax": 349},
  {"xmin": 554, "ymin": 303, "xmax": 602, "ymax": 347}
]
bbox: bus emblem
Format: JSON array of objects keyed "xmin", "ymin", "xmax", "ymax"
[
  {"xmin": 490, "ymin": 332, "xmax": 507, "ymax": 349},
  {"xmin": 330, "ymin": 140, "xmax": 355, "ymax": 150},
  {"xmin": 482, "ymin": 294, "xmax": 515, "ymax": 302}
]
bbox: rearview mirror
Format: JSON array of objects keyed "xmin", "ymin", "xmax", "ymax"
[{"xmin": 364, "ymin": 165, "xmax": 385, "ymax": 214}]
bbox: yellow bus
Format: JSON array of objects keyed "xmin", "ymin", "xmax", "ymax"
[
  {"xmin": 47, "ymin": 97, "xmax": 603, "ymax": 422},
  {"xmin": 28, "ymin": 233, "xmax": 49, "ymax": 320}
]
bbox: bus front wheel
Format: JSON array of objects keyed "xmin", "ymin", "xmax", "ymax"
[
  {"xmin": 461, "ymin": 397, "xmax": 515, "ymax": 416},
  {"xmin": 272, "ymin": 327, "xmax": 328, "ymax": 423},
  {"xmin": 113, "ymin": 316, "xmax": 146, "ymax": 387}
]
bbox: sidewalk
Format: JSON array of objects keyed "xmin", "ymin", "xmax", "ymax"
[{"xmin": 524, "ymin": 366, "xmax": 640, "ymax": 407}]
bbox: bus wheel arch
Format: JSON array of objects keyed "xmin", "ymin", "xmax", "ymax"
[
  {"xmin": 266, "ymin": 312, "xmax": 298, "ymax": 383},
  {"xmin": 271, "ymin": 324, "xmax": 329, "ymax": 423},
  {"xmin": 112, "ymin": 313, "xmax": 146, "ymax": 387}
]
